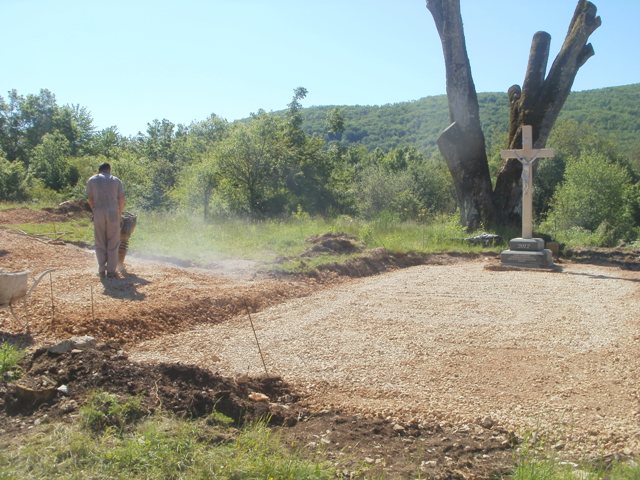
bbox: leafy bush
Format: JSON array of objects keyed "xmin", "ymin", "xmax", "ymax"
[
  {"xmin": 542, "ymin": 151, "xmax": 635, "ymax": 246},
  {"xmin": 0, "ymin": 156, "xmax": 28, "ymax": 201}
]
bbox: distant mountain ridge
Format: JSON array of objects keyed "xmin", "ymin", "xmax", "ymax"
[{"xmin": 299, "ymin": 83, "xmax": 640, "ymax": 158}]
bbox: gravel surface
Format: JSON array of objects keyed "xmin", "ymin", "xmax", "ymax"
[{"xmin": 132, "ymin": 258, "xmax": 640, "ymax": 457}]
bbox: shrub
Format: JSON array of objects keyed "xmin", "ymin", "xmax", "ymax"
[
  {"xmin": 0, "ymin": 157, "xmax": 28, "ymax": 201},
  {"xmin": 542, "ymin": 151, "xmax": 634, "ymax": 245}
]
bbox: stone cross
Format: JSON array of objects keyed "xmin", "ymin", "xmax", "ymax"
[{"xmin": 501, "ymin": 125, "xmax": 555, "ymax": 239}]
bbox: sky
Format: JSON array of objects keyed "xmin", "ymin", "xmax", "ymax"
[{"xmin": 2, "ymin": 0, "xmax": 638, "ymax": 137}]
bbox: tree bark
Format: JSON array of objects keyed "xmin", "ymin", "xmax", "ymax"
[
  {"xmin": 426, "ymin": 0, "xmax": 495, "ymax": 229},
  {"xmin": 427, "ymin": 0, "xmax": 600, "ymax": 228}
]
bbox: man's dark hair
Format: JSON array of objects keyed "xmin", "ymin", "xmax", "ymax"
[{"xmin": 98, "ymin": 162, "xmax": 111, "ymax": 173}]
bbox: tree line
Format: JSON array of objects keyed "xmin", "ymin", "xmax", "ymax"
[{"xmin": 0, "ymin": 86, "xmax": 638, "ymax": 246}]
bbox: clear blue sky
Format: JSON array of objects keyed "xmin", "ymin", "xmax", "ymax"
[{"xmin": 2, "ymin": 0, "xmax": 638, "ymax": 136}]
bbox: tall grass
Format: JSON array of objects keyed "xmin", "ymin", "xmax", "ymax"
[{"xmin": 3, "ymin": 204, "xmax": 502, "ymax": 271}]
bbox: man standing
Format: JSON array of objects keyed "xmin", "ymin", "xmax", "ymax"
[{"xmin": 86, "ymin": 163, "xmax": 125, "ymax": 278}]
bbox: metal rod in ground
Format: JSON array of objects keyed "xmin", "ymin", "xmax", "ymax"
[
  {"xmin": 49, "ymin": 271, "xmax": 55, "ymax": 325},
  {"xmin": 90, "ymin": 285, "xmax": 95, "ymax": 322},
  {"xmin": 245, "ymin": 305, "xmax": 268, "ymax": 375}
]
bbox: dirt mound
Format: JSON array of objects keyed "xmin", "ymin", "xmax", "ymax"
[
  {"xmin": 314, "ymin": 248, "xmax": 488, "ymax": 277},
  {"xmin": 303, "ymin": 232, "xmax": 364, "ymax": 256},
  {"xmin": 1, "ymin": 341, "xmax": 298, "ymax": 427},
  {"xmin": 43, "ymin": 199, "xmax": 91, "ymax": 216}
]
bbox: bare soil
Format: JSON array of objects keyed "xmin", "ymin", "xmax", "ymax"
[{"xmin": 1, "ymin": 207, "xmax": 639, "ymax": 479}]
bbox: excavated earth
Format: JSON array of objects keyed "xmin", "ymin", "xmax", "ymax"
[{"xmin": 1, "ymin": 206, "xmax": 639, "ymax": 479}]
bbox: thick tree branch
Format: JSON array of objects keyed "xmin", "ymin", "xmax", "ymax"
[
  {"xmin": 493, "ymin": 0, "xmax": 600, "ymax": 225},
  {"xmin": 536, "ymin": 0, "xmax": 601, "ymax": 144}
]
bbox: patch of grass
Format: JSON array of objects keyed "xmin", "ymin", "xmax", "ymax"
[
  {"xmin": 206, "ymin": 409, "xmax": 235, "ymax": 427},
  {"xmin": 11, "ymin": 218, "xmax": 93, "ymax": 244},
  {"xmin": 512, "ymin": 440, "xmax": 640, "ymax": 480},
  {"xmin": 0, "ymin": 410, "xmax": 333, "ymax": 479},
  {"xmin": 0, "ymin": 201, "xmax": 49, "ymax": 211},
  {"xmin": 0, "ymin": 341, "xmax": 25, "ymax": 378},
  {"xmin": 130, "ymin": 212, "xmax": 339, "ymax": 263},
  {"xmin": 2, "ymin": 203, "xmax": 504, "ymax": 270},
  {"xmin": 129, "ymin": 211, "xmax": 500, "ymax": 269},
  {"xmin": 80, "ymin": 391, "xmax": 148, "ymax": 435}
]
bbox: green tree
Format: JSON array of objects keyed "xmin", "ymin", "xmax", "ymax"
[
  {"xmin": 544, "ymin": 151, "xmax": 633, "ymax": 244},
  {"xmin": 217, "ymin": 113, "xmax": 287, "ymax": 215},
  {"xmin": 173, "ymin": 152, "xmax": 219, "ymax": 220},
  {"xmin": 326, "ymin": 107, "xmax": 345, "ymax": 141},
  {"xmin": 536, "ymin": 119, "xmax": 632, "ymax": 218},
  {"xmin": 29, "ymin": 131, "xmax": 76, "ymax": 191},
  {"xmin": 0, "ymin": 154, "xmax": 27, "ymax": 201},
  {"xmin": 136, "ymin": 119, "xmax": 184, "ymax": 209},
  {"xmin": 356, "ymin": 163, "xmax": 414, "ymax": 219}
]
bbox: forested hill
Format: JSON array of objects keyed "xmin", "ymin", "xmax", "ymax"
[{"xmin": 299, "ymin": 83, "xmax": 640, "ymax": 158}]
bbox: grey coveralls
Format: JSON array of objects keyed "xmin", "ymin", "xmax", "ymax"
[{"xmin": 86, "ymin": 173, "xmax": 125, "ymax": 275}]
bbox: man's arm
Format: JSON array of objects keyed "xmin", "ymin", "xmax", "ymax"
[
  {"xmin": 86, "ymin": 181, "xmax": 95, "ymax": 210},
  {"xmin": 118, "ymin": 194, "xmax": 125, "ymax": 216}
]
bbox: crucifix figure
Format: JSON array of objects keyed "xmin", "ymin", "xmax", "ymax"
[{"xmin": 500, "ymin": 125, "xmax": 555, "ymax": 239}]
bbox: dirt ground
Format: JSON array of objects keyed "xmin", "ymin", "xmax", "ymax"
[{"xmin": 1, "ymin": 207, "xmax": 639, "ymax": 479}]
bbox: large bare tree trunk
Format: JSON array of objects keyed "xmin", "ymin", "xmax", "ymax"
[
  {"xmin": 426, "ymin": 0, "xmax": 495, "ymax": 229},
  {"xmin": 427, "ymin": 0, "xmax": 600, "ymax": 229}
]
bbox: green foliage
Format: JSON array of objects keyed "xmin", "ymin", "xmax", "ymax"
[
  {"xmin": 299, "ymin": 85, "xmax": 640, "ymax": 162},
  {"xmin": 29, "ymin": 131, "xmax": 76, "ymax": 191},
  {"xmin": 80, "ymin": 391, "xmax": 147, "ymax": 434},
  {"xmin": 216, "ymin": 113, "xmax": 288, "ymax": 215},
  {"xmin": 0, "ymin": 89, "xmax": 95, "ymax": 166},
  {"xmin": 542, "ymin": 151, "xmax": 634, "ymax": 246},
  {"xmin": 355, "ymin": 148, "xmax": 455, "ymax": 220},
  {"xmin": 2, "ymin": 84, "xmax": 639, "ymax": 236},
  {"xmin": 356, "ymin": 164, "xmax": 415, "ymax": 219},
  {"xmin": 0, "ymin": 155, "xmax": 28, "ymax": 201},
  {"xmin": 0, "ymin": 342, "xmax": 25, "ymax": 377}
]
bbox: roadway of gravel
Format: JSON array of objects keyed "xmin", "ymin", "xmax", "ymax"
[{"xmin": 131, "ymin": 258, "xmax": 640, "ymax": 458}]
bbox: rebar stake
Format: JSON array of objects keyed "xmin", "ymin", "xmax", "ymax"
[
  {"xmin": 90, "ymin": 284, "xmax": 95, "ymax": 322},
  {"xmin": 245, "ymin": 304, "xmax": 268, "ymax": 376},
  {"xmin": 49, "ymin": 271, "xmax": 55, "ymax": 325}
]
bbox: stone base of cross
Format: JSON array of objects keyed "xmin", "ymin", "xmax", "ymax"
[{"xmin": 499, "ymin": 125, "xmax": 556, "ymax": 268}]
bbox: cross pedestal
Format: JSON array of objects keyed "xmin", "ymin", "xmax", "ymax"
[{"xmin": 499, "ymin": 125, "xmax": 556, "ymax": 268}]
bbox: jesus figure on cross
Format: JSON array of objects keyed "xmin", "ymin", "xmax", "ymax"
[{"xmin": 500, "ymin": 125, "xmax": 555, "ymax": 239}]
